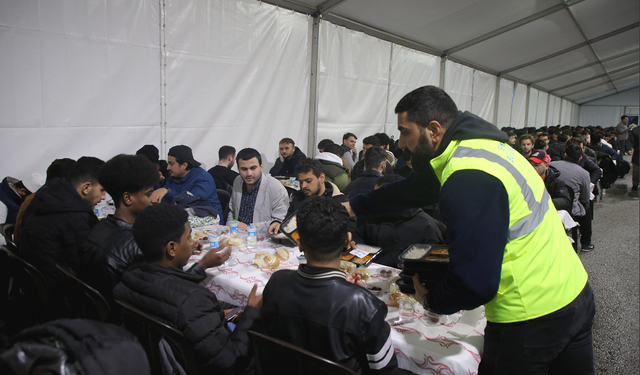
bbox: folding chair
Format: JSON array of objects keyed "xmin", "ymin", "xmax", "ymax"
[
  {"xmin": 248, "ymin": 330, "xmax": 357, "ymax": 375},
  {"xmin": 114, "ymin": 298, "xmax": 201, "ymax": 375},
  {"xmin": 56, "ymin": 263, "xmax": 111, "ymax": 322}
]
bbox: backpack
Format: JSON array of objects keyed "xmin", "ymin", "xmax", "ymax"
[
  {"xmin": 617, "ymin": 159, "xmax": 631, "ymax": 178},
  {"xmin": 597, "ymin": 155, "xmax": 617, "ymax": 189}
]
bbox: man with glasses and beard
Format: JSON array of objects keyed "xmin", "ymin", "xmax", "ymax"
[{"xmin": 343, "ymin": 86, "xmax": 595, "ymax": 375}]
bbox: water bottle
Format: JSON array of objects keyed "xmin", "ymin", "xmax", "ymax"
[
  {"xmin": 229, "ymin": 220, "xmax": 239, "ymax": 234},
  {"xmin": 247, "ymin": 225, "xmax": 257, "ymax": 248}
]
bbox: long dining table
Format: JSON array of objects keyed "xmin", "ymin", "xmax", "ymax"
[{"xmin": 187, "ymin": 232, "xmax": 486, "ymax": 375}]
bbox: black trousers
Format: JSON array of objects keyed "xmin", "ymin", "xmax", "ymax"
[{"xmin": 479, "ymin": 282, "xmax": 595, "ymax": 375}]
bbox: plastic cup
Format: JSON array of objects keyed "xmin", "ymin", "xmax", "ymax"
[
  {"xmin": 229, "ymin": 221, "xmax": 239, "ymax": 234},
  {"xmin": 399, "ymin": 300, "xmax": 415, "ymax": 318}
]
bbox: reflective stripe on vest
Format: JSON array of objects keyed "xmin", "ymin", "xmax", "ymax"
[{"xmin": 452, "ymin": 146, "xmax": 550, "ymax": 241}]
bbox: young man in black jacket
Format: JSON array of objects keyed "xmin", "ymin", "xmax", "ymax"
[
  {"xmin": 261, "ymin": 196, "xmax": 397, "ymax": 374},
  {"xmin": 77, "ymin": 154, "xmax": 160, "ymax": 301},
  {"xmin": 268, "ymin": 138, "xmax": 306, "ymax": 178},
  {"xmin": 20, "ymin": 156, "xmax": 106, "ymax": 317},
  {"xmin": 113, "ymin": 204, "xmax": 260, "ymax": 375},
  {"xmin": 527, "ymin": 150, "xmax": 572, "ymax": 212}
]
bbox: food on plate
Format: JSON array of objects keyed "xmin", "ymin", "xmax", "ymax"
[
  {"xmin": 341, "ymin": 253, "xmax": 354, "ymax": 262},
  {"xmin": 403, "ymin": 247, "xmax": 428, "ymax": 260},
  {"xmin": 271, "ymin": 232, "xmax": 287, "ymax": 239},
  {"xmin": 353, "ymin": 269, "xmax": 370, "ymax": 280},
  {"xmin": 253, "ymin": 257, "xmax": 266, "ymax": 268},
  {"xmin": 263, "ymin": 253, "xmax": 280, "ymax": 268},
  {"xmin": 226, "ymin": 235, "xmax": 243, "ymax": 246},
  {"xmin": 388, "ymin": 291, "xmax": 403, "ymax": 307},
  {"xmin": 431, "ymin": 247, "xmax": 448, "ymax": 255},
  {"xmin": 283, "ymin": 216, "xmax": 297, "ymax": 233},
  {"xmin": 352, "ymin": 255, "xmax": 372, "ymax": 265},
  {"xmin": 340, "ymin": 260, "xmax": 356, "ymax": 273},
  {"xmin": 368, "ymin": 286, "xmax": 382, "ymax": 291},
  {"xmin": 192, "ymin": 230, "xmax": 209, "ymax": 241},
  {"xmin": 275, "ymin": 248, "xmax": 289, "ymax": 262}
]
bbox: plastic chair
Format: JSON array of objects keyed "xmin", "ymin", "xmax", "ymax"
[
  {"xmin": 217, "ymin": 189, "xmax": 232, "ymax": 221},
  {"xmin": 56, "ymin": 263, "xmax": 111, "ymax": 322},
  {"xmin": 0, "ymin": 245, "xmax": 50, "ymax": 324},
  {"xmin": 248, "ymin": 330, "xmax": 357, "ymax": 375},
  {"xmin": 114, "ymin": 298, "xmax": 201, "ymax": 375}
]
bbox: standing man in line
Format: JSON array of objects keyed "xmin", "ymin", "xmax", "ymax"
[
  {"xmin": 345, "ymin": 86, "xmax": 595, "ymax": 374},
  {"xmin": 616, "ymin": 115, "xmax": 631, "ymax": 155},
  {"xmin": 341, "ymin": 132, "xmax": 358, "ymax": 169}
]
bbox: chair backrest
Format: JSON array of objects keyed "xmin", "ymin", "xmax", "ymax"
[
  {"xmin": 114, "ymin": 298, "xmax": 201, "ymax": 375},
  {"xmin": 0, "ymin": 245, "xmax": 49, "ymax": 324},
  {"xmin": 216, "ymin": 189, "xmax": 232, "ymax": 221},
  {"xmin": 0, "ymin": 223, "xmax": 17, "ymax": 250},
  {"xmin": 56, "ymin": 263, "xmax": 111, "ymax": 322},
  {"xmin": 248, "ymin": 331, "xmax": 358, "ymax": 375}
]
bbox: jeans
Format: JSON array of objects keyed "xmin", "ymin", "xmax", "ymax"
[{"xmin": 479, "ymin": 283, "xmax": 596, "ymax": 375}]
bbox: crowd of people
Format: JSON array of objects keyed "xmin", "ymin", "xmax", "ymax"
[{"xmin": 1, "ymin": 86, "xmax": 637, "ymax": 374}]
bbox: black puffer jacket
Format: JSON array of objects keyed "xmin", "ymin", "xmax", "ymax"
[
  {"xmin": 20, "ymin": 178, "xmax": 98, "ymax": 300},
  {"xmin": 286, "ymin": 181, "xmax": 349, "ymax": 217},
  {"xmin": 268, "ymin": 147, "xmax": 307, "ymax": 178},
  {"xmin": 0, "ymin": 319, "xmax": 150, "ymax": 375},
  {"xmin": 77, "ymin": 215, "xmax": 143, "ymax": 301},
  {"xmin": 544, "ymin": 165, "xmax": 572, "ymax": 212},
  {"xmin": 113, "ymin": 263, "xmax": 259, "ymax": 375},
  {"xmin": 349, "ymin": 208, "xmax": 445, "ymax": 268},
  {"xmin": 261, "ymin": 265, "xmax": 397, "ymax": 374}
]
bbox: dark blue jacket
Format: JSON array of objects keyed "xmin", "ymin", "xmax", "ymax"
[
  {"xmin": 162, "ymin": 167, "xmax": 224, "ymax": 224},
  {"xmin": 0, "ymin": 177, "xmax": 23, "ymax": 224},
  {"xmin": 343, "ymin": 170, "xmax": 382, "ymax": 198}
]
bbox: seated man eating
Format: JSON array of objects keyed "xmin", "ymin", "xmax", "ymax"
[
  {"xmin": 113, "ymin": 203, "xmax": 261, "ymax": 374},
  {"xmin": 260, "ymin": 196, "xmax": 397, "ymax": 374}
]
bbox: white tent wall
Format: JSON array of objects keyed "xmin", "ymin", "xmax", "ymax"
[
  {"xmin": 536, "ymin": 91, "xmax": 549, "ymax": 128},
  {"xmin": 527, "ymin": 88, "xmax": 540, "ymax": 128},
  {"xmin": 547, "ymin": 95, "xmax": 562, "ymax": 126},
  {"xmin": 163, "ymin": 0, "xmax": 311, "ymax": 171},
  {"xmin": 0, "ymin": 0, "xmax": 162, "ymax": 179},
  {"xmin": 571, "ymin": 103, "xmax": 580, "ymax": 126},
  {"xmin": 578, "ymin": 106, "xmax": 625, "ymax": 127},
  {"xmin": 496, "ymin": 78, "xmax": 514, "ymax": 129},
  {"xmin": 511, "ymin": 83, "xmax": 527, "ymax": 128},
  {"xmin": 561, "ymin": 99, "xmax": 573, "ymax": 125},
  {"xmin": 444, "ymin": 60, "xmax": 473, "ymax": 112},
  {"xmin": 385, "ymin": 45, "xmax": 440, "ymax": 138},
  {"xmin": 316, "ymin": 21, "xmax": 391, "ymax": 154},
  {"xmin": 471, "ymin": 70, "xmax": 496, "ymax": 122}
]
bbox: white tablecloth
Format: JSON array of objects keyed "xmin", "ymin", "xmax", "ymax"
[{"xmin": 187, "ymin": 239, "xmax": 485, "ymax": 375}]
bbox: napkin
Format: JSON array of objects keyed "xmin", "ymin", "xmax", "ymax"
[{"xmin": 448, "ymin": 306, "xmax": 484, "ymax": 338}]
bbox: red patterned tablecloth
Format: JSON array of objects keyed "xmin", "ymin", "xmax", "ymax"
[{"xmin": 187, "ymin": 240, "xmax": 485, "ymax": 375}]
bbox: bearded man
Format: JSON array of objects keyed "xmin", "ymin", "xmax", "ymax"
[{"xmin": 344, "ymin": 86, "xmax": 595, "ymax": 375}]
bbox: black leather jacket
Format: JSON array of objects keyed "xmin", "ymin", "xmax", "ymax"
[
  {"xmin": 261, "ymin": 264, "xmax": 398, "ymax": 374},
  {"xmin": 77, "ymin": 215, "xmax": 143, "ymax": 300}
]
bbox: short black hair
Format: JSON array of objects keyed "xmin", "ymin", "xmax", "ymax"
[
  {"xmin": 362, "ymin": 135, "xmax": 382, "ymax": 147},
  {"xmin": 46, "ymin": 158, "xmax": 76, "ymax": 183},
  {"xmin": 342, "ymin": 132, "xmax": 357, "ymax": 141},
  {"xmin": 98, "ymin": 154, "xmax": 160, "ymax": 208},
  {"xmin": 621, "ymin": 115, "xmax": 628, "ymax": 120},
  {"xmin": 375, "ymin": 174, "xmax": 403, "ymax": 187},
  {"xmin": 279, "ymin": 138, "xmax": 295, "ymax": 146},
  {"xmin": 538, "ymin": 132, "xmax": 549, "ymax": 139},
  {"xmin": 374, "ymin": 133, "xmax": 390, "ymax": 147},
  {"xmin": 295, "ymin": 158, "xmax": 324, "ymax": 178},
  {"xmin": 364, "ymin": 146, "xmax": 387, "ymax": 170},
  {"xmin": 296, "ymin": 196, "xmax": 348, "ymax": 262},
  {"xmin": 67, "ymin": 156, "xmax": 105, "ymax": 187},
  {"xmin": 558, "ymin": 133, "xmax": 568, "ymax": 142},
  {"xmin": 218, "ymin": 146, "xmax": 236, "ymax": 161},
  {"xmin": 323, "ymin": 144, "xmax": 345, "ymax": 158},
  {"xmin": 591, "ymin": 132, "xmax": 603, "ymax": 145},
  {"xmin": 236, "ymin": 148, "xmax": 262, "ymax": 166},
  {"xmin": 133, "ymin": 204, "xmax": 189, "ymax": 263},
  {"xmin": 394, "ymin": 86, "xmax": 458, "ymax": 130},
  {"xmin": 564, "ymin": 143, "xmax": 583, "ymax": 161},
  {"xmin": 317, "ymin": 139, "xmax": 334, "ymax": 150},
  {"xmin": 534, "ymin": 139, "xmax": 547, "ymax": 150}
]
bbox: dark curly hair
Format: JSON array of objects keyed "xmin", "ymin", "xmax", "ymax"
[
  {"xmin": 295, "ymin": 158, "xmax": 324, "ymax": 178},
  {"xmin": 133, "ymin": 204, "xmax": 188, "ymax": 263},
  {"xmin": 296, "ymin": 196, "xmax": 349, "ymax": 261},
  {"xmin": 98, "ymin": 154, "xmax": 160, "ymax": 208}
]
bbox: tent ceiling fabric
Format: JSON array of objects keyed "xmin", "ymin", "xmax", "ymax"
[{"xmin": 268, "ymin": 0, "xmax": 639, "ymax": 105}]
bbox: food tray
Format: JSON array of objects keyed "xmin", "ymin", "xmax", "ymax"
[
  {"xmin": 270, "ymin": 233, "xmax": 296, "ymax": 246},
  {"xmin": 278, "ymin": 212, "xmax": 300, "ymax": 245},
  {"xmin": 341, "ymin": 244, "xmax": 382, "ymax": 267},
  {"xmin": 398, "ymin": 272, "xmax": 441, "ymax": 290},
  {"xmin": 398, "ymin": 244, "xmax": 449, "ymax": 263}
]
